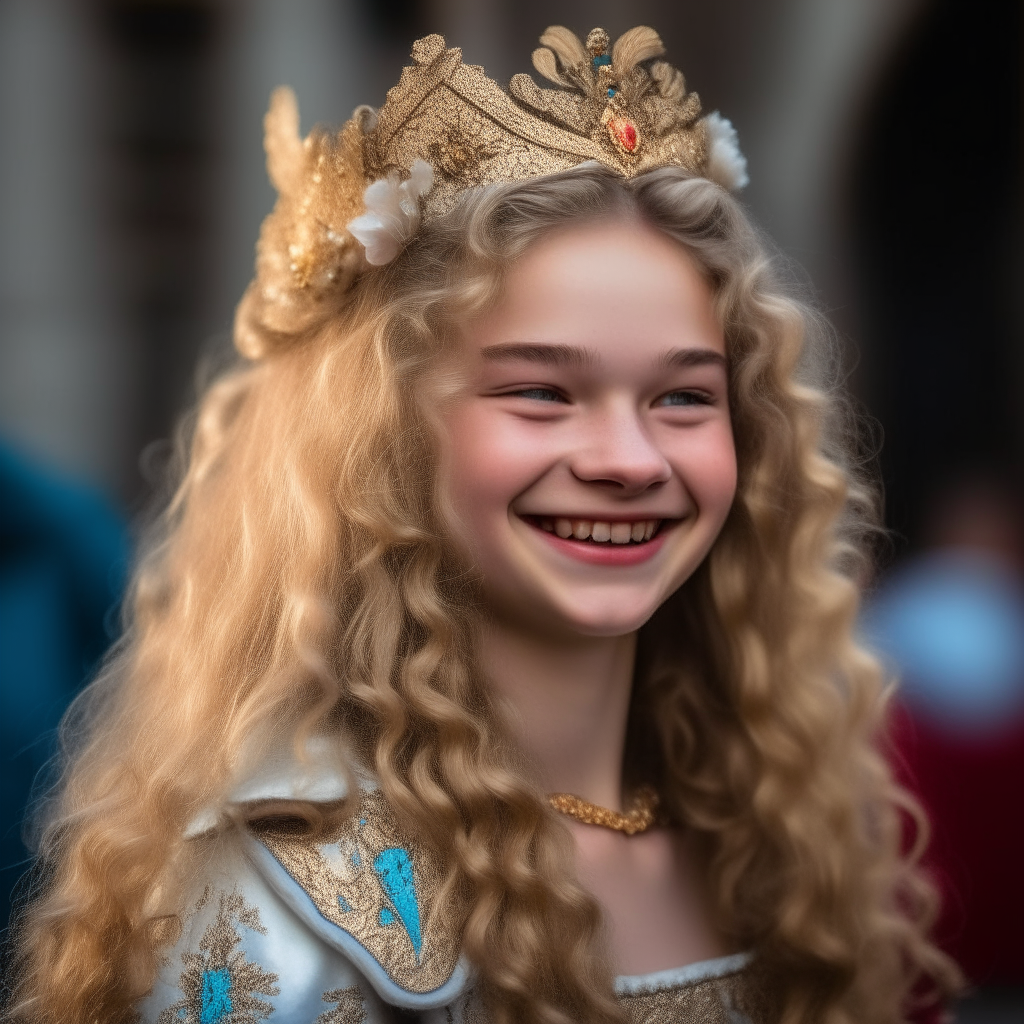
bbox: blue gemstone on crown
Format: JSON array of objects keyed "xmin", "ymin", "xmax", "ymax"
[{"xmin": 592, "ymin": 53, "xmax": 611, "ymax": 67}]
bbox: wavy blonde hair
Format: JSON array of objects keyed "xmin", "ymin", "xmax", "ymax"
[{"xmin": 10, "ymin": 165, "xmax": 958, "ymax": 1024}]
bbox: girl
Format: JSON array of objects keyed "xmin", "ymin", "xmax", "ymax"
[{"xmin": 10, "ymin": 26, "xmax": 957, "ymax": 1024}]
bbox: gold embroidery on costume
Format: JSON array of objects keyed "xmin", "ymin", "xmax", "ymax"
[
  {"xmin": 157, "ymin": 888, "xmax": 279, "ymax": 1024},
  {"xmin": 619, "ymin": 962, "xmax": 778, "ymax": 1024},
  {"xmin": 444, "ymin": 990, "xmax": 489, "ymax": 1024},
  {"xmin": 316, "ymin": 986, "xmax": 368, "ymax": 1023},
  {"xmin": 251, "ymin": 788, "xmax": 461, "ymax": 995},
  {"xmin": 437, "ymin": 964, "xmax": 776, "ymax": 1024}
]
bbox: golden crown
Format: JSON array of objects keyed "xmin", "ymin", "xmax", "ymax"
[{"xmin": 235, "ymin": 26, "xmax": 747, "ymax": 359}]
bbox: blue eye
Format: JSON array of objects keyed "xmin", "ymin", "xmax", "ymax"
[
  {"xmin": 659, "ymin": 391, "xmax": 709, "ymax": 407},
  {"xmin": 514, "ymin": 388, "xmax": 565, "ymax": 402}
]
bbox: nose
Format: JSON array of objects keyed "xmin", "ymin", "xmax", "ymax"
[{"xmin": 569, "ymin": 398, "xmax": 672, "ymax": 495}]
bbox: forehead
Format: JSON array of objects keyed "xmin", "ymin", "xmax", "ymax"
[{"xmin": 463, "ymin": 219, "xmax": 724, "ymax": 362}]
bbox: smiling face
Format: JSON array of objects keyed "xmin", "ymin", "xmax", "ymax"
[{"xmin": 439, "ymin": 218, "xmax": 737, "ymax": 639}]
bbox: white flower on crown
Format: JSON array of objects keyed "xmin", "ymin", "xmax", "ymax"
[
  {"xmin": 704, "ymin": 112, "xmax": 749, "ymax": 191},
  {"xmin": 346, "ymin": 158, "xmax": 434, "ymax": 266}
]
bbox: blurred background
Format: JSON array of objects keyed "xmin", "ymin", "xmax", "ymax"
[{"xmin": 0, "ymin": 0, "xmax": 1020, "ymax": 1016}]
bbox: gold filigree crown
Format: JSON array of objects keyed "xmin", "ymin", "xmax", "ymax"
[{"xmin": 235, "ymin": 25, "xmax": 747, "ymax": 359}]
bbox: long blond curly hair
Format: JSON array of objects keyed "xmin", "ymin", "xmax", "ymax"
[{"xmin": 10, "ymin": 165, "xmax": 958, "ymax": 1024}]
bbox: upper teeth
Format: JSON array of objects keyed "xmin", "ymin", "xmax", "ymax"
[{"xmin": 538, "ymin": 518, "xmax": 660, "ymax": 543}]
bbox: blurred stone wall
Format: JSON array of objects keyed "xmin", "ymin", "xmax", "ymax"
[{"xmin": 0, "ymin": 0, "xmax": 129, "ymax": 493}]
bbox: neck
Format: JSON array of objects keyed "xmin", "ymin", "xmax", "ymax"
[{"xmin": 478, "ymin": 620, "xmax": 637, "ymax": 811}]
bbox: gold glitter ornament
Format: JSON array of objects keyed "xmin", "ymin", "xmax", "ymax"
[
  {"xmin": 585, "ymin": 28, "xmax": 611, "ymax": 57},
  {"xmin": 234, "ymin": 90, "xmax": 371, "ymax": 359}
]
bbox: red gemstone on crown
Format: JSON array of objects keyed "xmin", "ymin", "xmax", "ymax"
[{"xmin": 607, "ymin": 116, "xmax": 639, "ymax": 153}]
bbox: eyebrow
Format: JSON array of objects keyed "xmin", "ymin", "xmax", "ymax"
[
  {"xmin": 479, "ymin": 342, "xmax": 595, "ymax": 368},
  {"xmin": 660, "ymin": 348, "xmax": 728, "ymax": 371},
  {"xmin": 480, "ymin": 341, "xmax": 727, "ymax": 372}
]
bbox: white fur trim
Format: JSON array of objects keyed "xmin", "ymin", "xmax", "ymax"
[
  {"xmin": 704, "ymin": 112, "xmax": 749, "ymax": 190},
  {"xmin": 615, "ymin": 951, "xmax": 754, "ymax": 995},
  {"xmin": 346, "ymin": 158, "xmax": 434, "ymax": 265}
]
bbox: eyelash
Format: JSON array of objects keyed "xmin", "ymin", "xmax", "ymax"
[
  {"xmin": 509, "ymin": 387, "xmax": 567, "ymax": 403},
  {"xmin": 507, "ymin": 388, "xmax": 713, "ymax": 407},
  {"xmin": 658, "ymin": 390, "xmax": 713, "ymax": 407}
]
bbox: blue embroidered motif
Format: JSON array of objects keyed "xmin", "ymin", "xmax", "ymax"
[
  {"xmin": 350, "ymin": 849, "xmax": 361, "ymax": 867},
  {"xmin": 372, "ymin": 847, "xmax": 422, "ymax": 957},
  {"xmin": 199, "ymin": 969, "xmax": 232, "ymax": 1023},
  {"xmin": 607, "ymin": 88, "xmax": 617, "ymax": 98},
  {"xmin": 338, "ymin": 894, "xmax": 353, "ymax": 912},
  {"xmin": 157, "ymin": 889, "xmax": 278, "ymax": 1024},
  {"xmin": 592, "ymin": 53, "xmax": 611, "ymax": 67},
  {"xmin": 379, "ymin": 907, "xmax": 395, "ymax": 926}
]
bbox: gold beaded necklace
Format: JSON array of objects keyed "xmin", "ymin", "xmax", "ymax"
[{"xmin": 548, "ymin": 786, "xmax": 660, "ymax": 835}]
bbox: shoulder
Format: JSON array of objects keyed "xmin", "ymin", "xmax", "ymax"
[
  {"xmin": 247, "ymin": 786, "xmax": 468, "ymax": 1008},
  {"xmin": 142, "ymin": 777, "xmax": 469, "ymax": 1022}
]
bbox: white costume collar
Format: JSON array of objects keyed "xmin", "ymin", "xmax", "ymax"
[{"xmin": 184, "ymin": 735, "xmax": 356, "ymax": 838}]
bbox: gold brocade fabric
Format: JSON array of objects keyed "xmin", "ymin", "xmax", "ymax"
[
  {"xmin": 316, "ymin": 986, "xmax": 368, "ymax": 1023},
  {"xmin": 446, "ymin": 960, "xmax": 776, "ymax": 1024},
  {"xmin": 618, "ymin": 961, "xmax": 777, "ymax": 1024},
  {"xmin": 250, "ymin": 788, "xmax": 461, "ymax": 996}
]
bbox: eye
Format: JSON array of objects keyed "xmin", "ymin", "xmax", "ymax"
[
  {"xmin": 510, "ymin": 387, "xmax": 568, "ymax": 403},
  {"xmin": 657, "ymin": 390, "xmax": 712, "ymax": 407}
]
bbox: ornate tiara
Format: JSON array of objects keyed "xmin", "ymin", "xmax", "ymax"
[{"xmin": 235, "ymin": 26, "xmax": 748, "ymax": 359}]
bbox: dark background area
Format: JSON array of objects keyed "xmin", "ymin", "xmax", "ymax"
[
  {"xmin": 853, "ymin": 0, "xmax": 1022, "ymax": 542},
  {"xmin": 0, "ymin": 0, "xmax": 1021, "ymax": 1015}
]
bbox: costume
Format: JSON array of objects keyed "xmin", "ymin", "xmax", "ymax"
[
  {"xmin": 138, "ymin": 27, "xmax": 765, "ymax": 1023},
  {"xmin": 140, "ymin": 745, "xmax": 773, "ymax": 1023}
]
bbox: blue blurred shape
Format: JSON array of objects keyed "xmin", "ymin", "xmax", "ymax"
[
  {"xmin": 0, "ymin": 441, "xmax": 128, "ymax": 928},
  {"xmin": 863, "ymin": 550, "xmax": 1024, "ymax": 729}
]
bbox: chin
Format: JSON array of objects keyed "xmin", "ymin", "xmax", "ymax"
[{"xmin": 551, "ymin": 597, "xmax": 662, "ymax": 638}]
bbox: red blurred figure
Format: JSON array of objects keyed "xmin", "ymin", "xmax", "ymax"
[{"xmin": 870, "ymin": 477, "xmax": 1024, "ymax": 990}]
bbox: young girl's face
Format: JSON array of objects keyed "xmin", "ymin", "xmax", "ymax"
[{"xmin": 440, "ymin": 219, "xmax": 737, "ymax": 639}]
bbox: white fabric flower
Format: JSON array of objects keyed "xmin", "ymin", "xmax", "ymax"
[
  {"xmin": 704, "ymin": 112, "xmax": 749, "ymax": 190},
  {"xmin": 346, "ymin": 158, "xmax": 434, "ymax": 265}
]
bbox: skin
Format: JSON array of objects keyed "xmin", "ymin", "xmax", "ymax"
[{"xmin": 440, "ymin": 218, "xmax": 737, "ymax": 975}]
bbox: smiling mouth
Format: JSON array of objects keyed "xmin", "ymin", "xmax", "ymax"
[{"xmin": 523, "ymin": 516, "xmax": 667, "ymax": 545}]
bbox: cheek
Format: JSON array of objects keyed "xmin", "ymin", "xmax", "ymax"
[
  {"xmin": 675, "ymin": 422, "xmax": 738, "ymax": 519},
  {"xmin": 441, "ymin": 404, "xmax": 541, "ymax": 537}
]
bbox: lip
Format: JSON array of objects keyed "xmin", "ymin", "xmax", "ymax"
[{"xmin": 521, "ymin": 516, "xmax": 676, "ymax": 566}]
